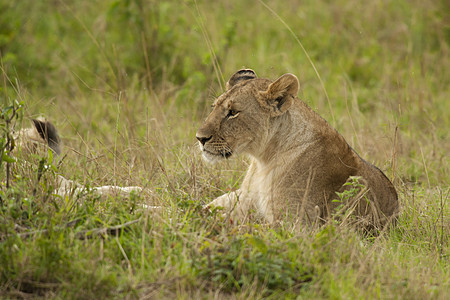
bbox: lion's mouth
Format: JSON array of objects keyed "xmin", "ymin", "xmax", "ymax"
[
  {"xmin": 201, "ymin": 149, "xmax": 232, "ymax": 162},
  {"xmin": 222, "ymin": 151, "xmax": 232, "ymax": 158}
]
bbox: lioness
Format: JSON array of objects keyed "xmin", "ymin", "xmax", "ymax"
[
  {"xmin": 196, "ymin": 69, "xmax": 398, "ymax": 229},
  {"xmin": 13, "ymin": 118, "xmax": 141, "ymax": 198}
]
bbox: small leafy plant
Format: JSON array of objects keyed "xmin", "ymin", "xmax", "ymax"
[
  {"xmin": 332, "ymin": 176, "xmax": 371, "ymax": 227},
  {"xmin": 0, "ymin": 99, "xmax": 23, "ymax": 191}
]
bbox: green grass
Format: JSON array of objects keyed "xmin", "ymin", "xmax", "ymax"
[{"xmin": 1, "ymin": 0, "xmax": 449, "ymax": 298}]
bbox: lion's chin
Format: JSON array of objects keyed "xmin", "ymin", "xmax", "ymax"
[{"xmin": 201, "ymin": 150, "xmax": 231, "ymax": 164}]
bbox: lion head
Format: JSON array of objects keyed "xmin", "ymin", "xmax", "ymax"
[
  {"xmin": 196, "ymin": 69, "xmax": 300, "ymax": 163},
  {"xmin": 14, "ymin": 118, "xmax": 61, "ymax": 156}
]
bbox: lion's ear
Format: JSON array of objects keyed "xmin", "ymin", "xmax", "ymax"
[
  {"xmin": 261, "ymin": 73, "xmax": 299, "ymax": 116},
  {"xmin": 226, "ymin": 69, "xmax": 257, "ymax": 90},
  {"xmin": 32, "ymin": 119, "xmax": 62, "ymax": 155}
]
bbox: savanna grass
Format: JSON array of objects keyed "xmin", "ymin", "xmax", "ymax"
[{"xmin": 0, "ymin": 0, "xmax": 448, "ymax": 298}]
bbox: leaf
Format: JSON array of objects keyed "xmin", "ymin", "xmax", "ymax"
[
  {"xmin": 1, "ymin": 105, "xmax": 14, "ymax": 118},
  {"xmin": 2, "ymin": 152, "xmax": 16, "ymax": 163},
  {"xmin": 247, "ymin": 236, "xmax": 268, "ymax": 255}
]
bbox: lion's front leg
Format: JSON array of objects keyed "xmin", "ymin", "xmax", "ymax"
[{"xmin": 204, "ymin": 189, "xmax": 254, "ymax": 223}]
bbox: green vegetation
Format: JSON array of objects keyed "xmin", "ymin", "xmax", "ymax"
[{"xmin": 1, "ymin": 0, "xmax": 448, "ymax": 298}]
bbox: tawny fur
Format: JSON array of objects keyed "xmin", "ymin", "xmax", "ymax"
[{"xmin": 197, "ymin": 69, "xmax": 398, "ymax": 229}]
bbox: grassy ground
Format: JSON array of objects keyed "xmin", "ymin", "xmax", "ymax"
[{"xmin": 0, "ymin": 0, "xmax": 448, "ymax": 298}]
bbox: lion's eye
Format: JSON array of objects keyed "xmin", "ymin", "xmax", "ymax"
[{"xmin": 226, "ymin": 109, "xmax": 239, "ymax": 119}]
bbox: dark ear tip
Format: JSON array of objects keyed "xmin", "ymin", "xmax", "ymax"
[
  {"xmin": 32, "ymin": 118, "xmax": 43, "ymax": 127},
  {"xmin": 32, "ymin": 118, "xmax": 62, "ymax": 155},
  {"xmin": 226, "ymin": 68, "xmax": 258, "ymax": 89},
  {"xmin": 236, "ymin": 68, "xmax": 256, "ymax": 74}
]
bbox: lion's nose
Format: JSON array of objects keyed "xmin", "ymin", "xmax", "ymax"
[{"xmin": 196, "ymin": 135, "xmax": 212, "ymax": 146}]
